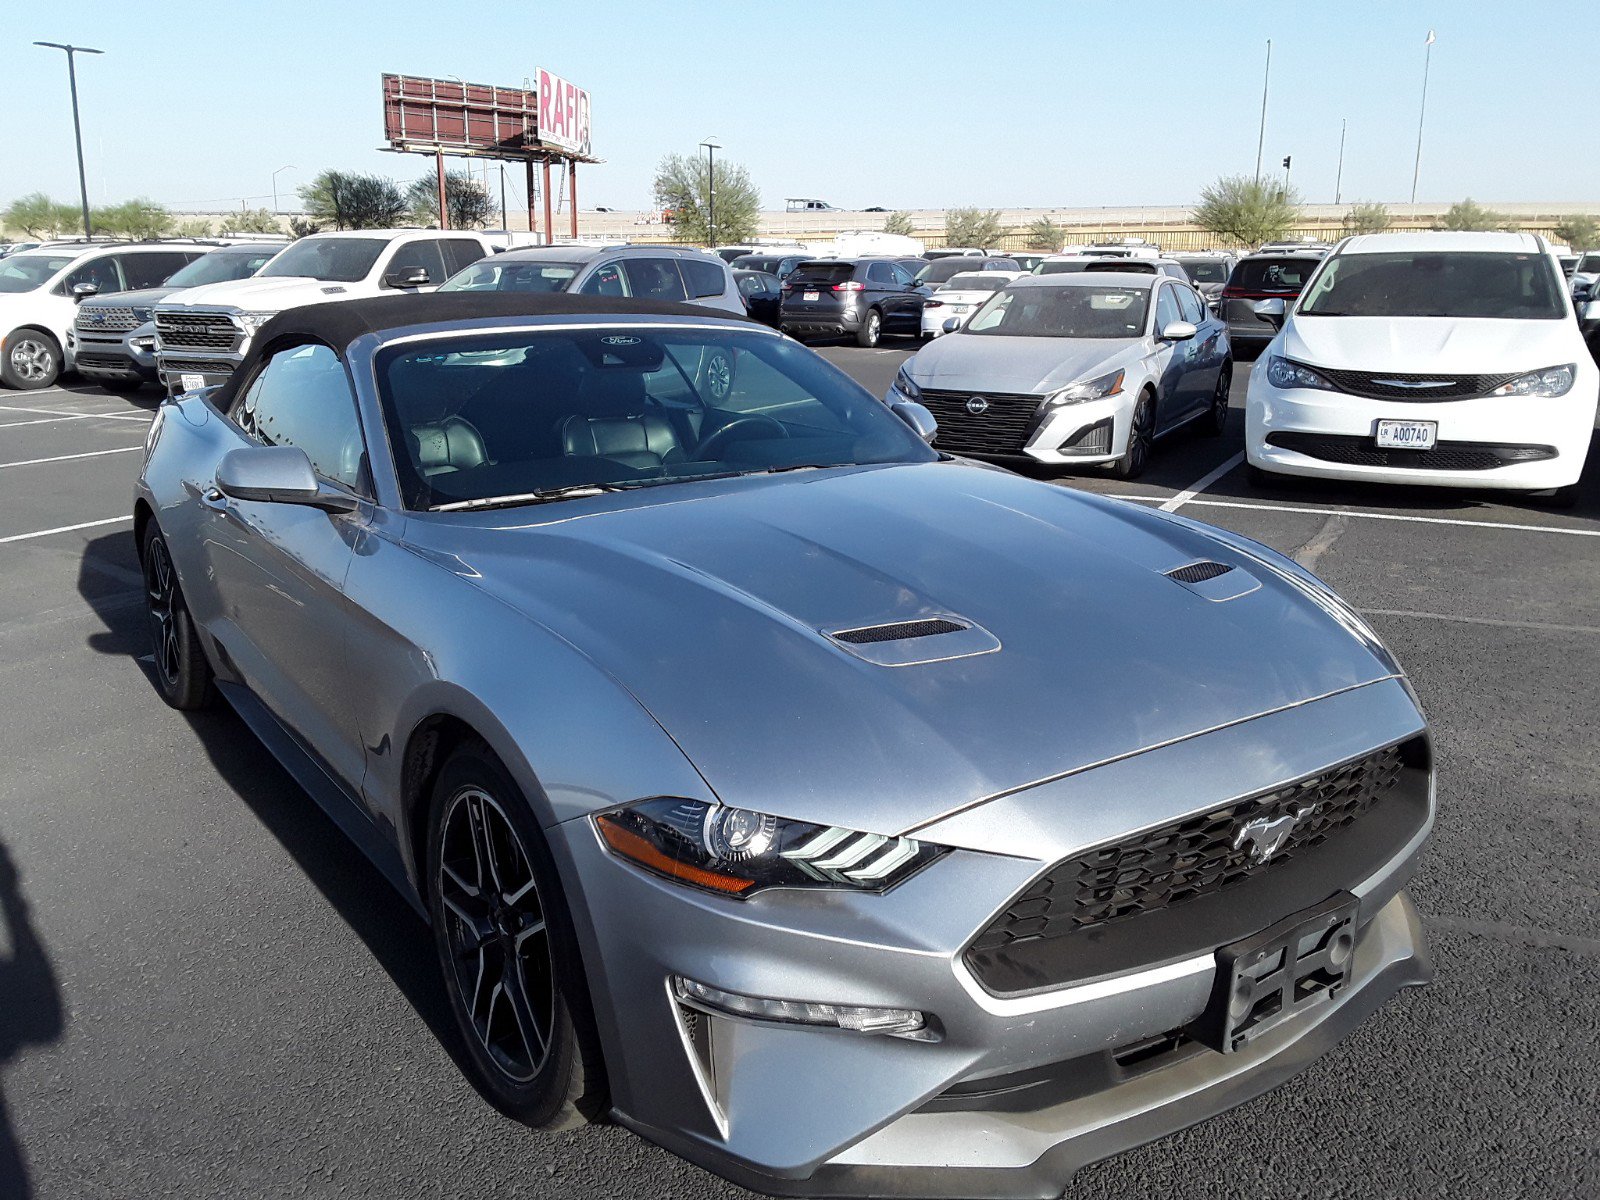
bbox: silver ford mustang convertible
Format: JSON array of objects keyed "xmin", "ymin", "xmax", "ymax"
[{"xmin": 134, "ymin": 292, "xmax": 1433, "ymax": 1198}]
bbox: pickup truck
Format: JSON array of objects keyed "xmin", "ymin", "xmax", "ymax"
[{"xmin": 153, "ymin": 229, "xmax": 493, "ymax": 393}]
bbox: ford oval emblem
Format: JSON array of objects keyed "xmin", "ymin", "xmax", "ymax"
[
  {"xmin": 601, "ymin": 335, "xmax": 642, "ymax": 346},
  {"xmin": 966, "ymin": 395, "xmax": 989, "ymax": 415}
]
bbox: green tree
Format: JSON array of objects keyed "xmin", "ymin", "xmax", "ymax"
[
  {"xmin": 299, "ymin": 169, "xmax": 408, "ymax": 230},
  {"xmin": 1553, "ymin": 215, "xmax": 1599, "ymax": 250},
  {"xmin": 406, "ymin": 172, "xmax": 496, "ymax": 229},
  {"xmin": 1025, "ymin": 215, "xmax": 1065, "ymax": 251},
  {"xmin": 944, "ymin": 207, "xmax": 1004, "ymax": 249},
  {"xmin": 1193, "ymin": 175, "xmax": 1302, "ymax": 248},
  {"xmin": 219, "ymin": 208, "xmax": 281, "ymax": 235},
  {"xmin": 288, "ymin": 216, "xmax": 322, "ymax": 239},
  {"xmin": 3, "ymin": 192, "xmax": 81, "ymax": 237},
  {"xmin": 882, "ymin": 211, "xmax": 915, "ymax": 236},
  {"xmin": 174, "ymin": 220, "xmax": 215, "ymax": 238},
  {"xmin": 1341, "ymin": 201, "xmax": 1391, "ymax": 235},
  {"xmin": 653, "ymin": 151, "xmax": 760, "ymax": 245},
  {"xmin": 1438, "ymin": 198, "xmax": 1507, "ymax": 232},
  {"xmin": 92, "ymin": 198, "xmax": 172, "ymax": 239}
]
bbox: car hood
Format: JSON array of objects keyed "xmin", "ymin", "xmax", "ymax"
[
  {"xmin": 156, "ymin": 275, "xmax": 360, "ymax": 311},
  {"xmin": 904, "ymin": 333, "xmax": 1142, "ymax": 394},
  {"xmin": 412, "ymin": 463, "xmax": 1396, "ymax": 835},
  {"xmin": 78, "ymin": 286, "xmax": 177, "ymax": 311},
  {"xmin": 1284, "ymin": 314, "xmax": 1582, "ymax": 372}
]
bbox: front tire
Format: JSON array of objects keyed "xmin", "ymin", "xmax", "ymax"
[
  {"xmin": 1111, "ymin": 393, "xmax": 1155, "ymax": 480},
  {"xmin": 2, "ymin": 329, "xmax": 62, "ymax": 390},
  {"xmin": 855, "ymin": 308, "xmax": 882, "ymax": 348},
  {"xmin": 140, "ymin": 524, "xmax": 214, "ymax": 710},
  {"xmin": 1201, "ymin": 361, "xmax": 1233, "ymax": 437},
  {"xmin": 427, "ymin": 741, "xmax": 607, "ymax": 1129}
]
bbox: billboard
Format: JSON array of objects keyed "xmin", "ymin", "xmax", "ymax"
[
  {"xmin": 382, "ymin": 74, "xmax": 537, "ymax": 154},
  {"xmin": 537, "ymin": 68, "xmax": 592, "ymax": 157}
]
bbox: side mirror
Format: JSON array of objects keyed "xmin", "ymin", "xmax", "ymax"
[
  {"xmin": 890, "ymin": 400, "xmax": 938, "ymax": 443},
  {"xmin": 383, "ymin": 266, "xmax": 431, "ymax": 289},
  {"xmin": 1252, "ymin": 297, "xmax": 1286, "ymax": 326},
  {"xmin": 214, "ymin": 446, "xmax": 357, "ymax": 513},
  {"xmin": 1160, "ymin": 320, "xmax": 1198, "ymax": 341},
  {"xmin": 72, "ymin": 282, "xmax": 100, "ymax": 302},
  {"xmin": 942, "ymin": 317, "xmax": 962, "ymax": 333}
]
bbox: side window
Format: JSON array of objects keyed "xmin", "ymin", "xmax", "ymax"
[
  {"xmin": 866, "ymin": 262, "xmax": 894, "ymax": 287},
  {"xmin": 737, "ymin": 274, "xmax": 764, "ymax": 298},
  {"xmin": 623, "ymin": 258, "xmax": 688, "ymax": 302},
  {"xmin": 120, "ymin": 252, "xmax": 195, "ymax": 290},
  {"xmin": 1154, "ymin": 285, "xmax": 1183, "ymax": 332},
  {"xmin": 680, "ymin": 258, "xmax": 727, "ymax": 299},
  {"xmin": 1176, "ymin": 286, "xmax": 1205, "ymax": 324},
  {"xmin": 384, "ymin": 239, "xmax": 447, "ymax": 286},
  {"xmin": 579, "ymin": 261, "xmax": 628, "ymax": 296},
  {"xmin": 57, "ymin": 255, "xmax": 124, "ymax": 297},
  {"xmin": 440, "ymin": 238, "xmax": 487, "ymax": 276},
  {"xmin": 231, "ymin": 343, "xmax": 366, "ymax": 492},
  {"xmin": 889, "ymin": 263, "xmax": 915, "ymax": 287}
]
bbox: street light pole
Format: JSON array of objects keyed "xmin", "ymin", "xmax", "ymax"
[
  {"xmin": 1335, "ymin": 119, "xmax": 1347, "ymax": 205},
  {"xmin": 272, "ymin": 164, "xmax": 296, "ymax": 212},
  {"xmin": 700, "ymin": 137, "xmax": 720, "ymax": 248},
  {"xmin": 34, "ymin": 41, "xmax": 104, "ymax": 239},
  {"xmin": 1254, "ymin": 39, "xmax": 1271, "ymax": 184},
  {"xmin": 1410, "ymin": 31, "xmax": 1436, "ymax": 206}
]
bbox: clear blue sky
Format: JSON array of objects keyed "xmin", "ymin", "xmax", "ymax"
[{"xmin": 2, "ymin": 0, "xmax": 1592, "ymax": 215}]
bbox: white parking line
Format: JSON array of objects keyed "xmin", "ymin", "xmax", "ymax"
[
  {"xmin": 1111, "ymin": 493, "xmax": 1600, "ymax": 538},
  {"xmin": 0, "ymin": 515, "xmax": 131, "ymax": 545},
  {"xmin": 0, "ymin": 403, "xmax": 150, "ymax": 423},
  {"xmin": 1362, "ymin": 607, "xmax": 1600, "ymax": 636},
  {"xmin": 0, "ymin": 413, "xmax": 108, "ymax": 429},
  {"xmin": 0, "ymin": 446, "xmax": 144, "ymax": 470},
  {"xmin": 1160, "ymin": 452, "xmax": 1245, "ymax": 512}
]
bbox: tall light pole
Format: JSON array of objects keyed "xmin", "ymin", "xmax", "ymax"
[
  {"xmin": 700, "ymin": 137, "xmax": 721, "ymax": 247},
  {"xmin": 1254, "ymin": 39, "xmax": 1272, "ymax": 184},
  {"xmin": 272, "ymin": 164, "xmax": 296, "ymax": 212},
  {"xmin": 34, "ymin": 41, "xmax": 103, "ymax": 239},
  {"xmin": 1411, "ymin": 31, "xmax": 1436, "ymax": 206},
  {"xmin": 1335, "ymin": 119, "xmax": 1347, "ymax": 205}
]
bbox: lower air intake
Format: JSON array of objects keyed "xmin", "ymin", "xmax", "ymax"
[{"xmin": 833, "ymin": 619, "xmax": 966, "ymax": 645}]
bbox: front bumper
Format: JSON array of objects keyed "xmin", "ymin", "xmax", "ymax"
[
  {"xmin": 550, "ymin": 678, "xmax": 1432, "ymax": 1197},
  {"xmin": 69, "ymin": 329, "xmax": 159, "ymax": 383},
  {"xmin": 1246, "ymin": 362, "xmax": 1599, "ymax": 489},
  {"xmin": 156, "ymin": 352, "xmax": 241, "ymax": 395}
]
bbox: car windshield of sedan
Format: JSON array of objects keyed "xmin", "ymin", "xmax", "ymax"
[
  {"xmin": 377, "ymin": 326, "xmax": 938, "ymax": 510},
  {"xmin": 0, "ymin": 253, "xmax": 76, "ymax": 293},
  {"xmin": 256, "ymin": 237, "xmax": 387, "ymax": 283},
  {"xmin": 963, "ymin": 285, "xmax": 1149, "ymax": 338},
  {"xmin": 940, "ymin": 274, "xmax": 1009, "ymax": 293},
  {"xmin": 439, "ymin": 261, "xmax": 584, "ymax": 293},
  {"xmin": 1298, "ymin": 251, "xmax": 1566, "ymax": 319}
]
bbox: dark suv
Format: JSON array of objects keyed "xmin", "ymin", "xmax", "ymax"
[
  {"xmin": 729, "ymin": 252, "xmax": 809, "ymax": 281},
  {"xmin": 1219, "ymin": 252, "xmax": 1325, "ymax": 354},
  {"xmin": 779, "ymin": 258, "xmax": 926, "ymax": 346}
]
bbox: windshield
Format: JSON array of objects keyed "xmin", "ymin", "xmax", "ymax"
[
  {"xmin": 941, "ymin": 274, "xmax": 1009, "ymax": 292},
  {"xmin": 1298, "ymin": 251, "xmax": 1566, "ymax": 319},
  {"xmin": 1577, "ymin": 254, "xmax": 1600, "ymax": 274},
  {"xmin": 0, "ymin": 253, "xmax": 76, "ymax": 294},
  {"xmin": 964, "ymin": 285, "xmax": 1149, "ymax": 339},
  {"xmin": 788, "ymin": 262, "xmax": 855, "ymax": 286},
  {"xmin": 439, "ymin": 260, "xmax": 582, "ymax": 293},
  {"xmin": 257, "ymin": 237, "xmax": 387, "ymax": 282},
  {"xmin": 377, "ymin": 327, "xmax": 937, "ymax": 510},
  {"xmin": 1178, "ymin": 260, "xmax": 1228, "ymax": 284},
  {"xmin": 915, "ymin": 259, "xmax": 999, "ymax": 285},
  {"xmin": 1033, "ymin": 259, "xmax": 1093, "ymax": 275},
  {"xmin": 164, "ymin": 248, "xmax": 282, "ymax": 288}
]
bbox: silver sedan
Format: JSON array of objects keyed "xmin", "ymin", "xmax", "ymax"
[{"xmin": 134, "ymin": 291, "xmax": 1431, "ymax": 1198}]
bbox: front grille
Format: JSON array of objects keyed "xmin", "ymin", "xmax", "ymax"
[
  {"xmin": 74, "ymin": 306, "xmax": 140, "ymax": 333},
  {"xmin": 1319, "ymin": 368, "xmax": 1520, "ymax": 401},
  {"xmin": 833, "ymin": 618, "xmax": 965, "ymax": 644},
  {"xmin": 155, "ymin": 311, "xmax": 239, "ymax": 351},
  {"xmin": 921, "ymin": 389, "xmax": 1042, "ymax": 456},
  {"xmin": 1268, "ymin": 432, "xmax": 1557, "ymax": 472},
  {"xmin": 160, "ymin": 357, "xmax": 235, "ymax": 376},
  {"xmin": 969, "ymin": 746, "xmax": 1404, "ymax": 964}
]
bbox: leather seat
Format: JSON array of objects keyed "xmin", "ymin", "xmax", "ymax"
[
  {"xmin": 559, "ymin": 369, "xmax": 681, "ymax": 470},
  {"xmin": 411, "ymin": 416, "xmax": 488, "ymax": 477}
]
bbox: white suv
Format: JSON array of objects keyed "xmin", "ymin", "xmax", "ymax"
[
  {"xmin": 0, "ymin": 242, "xmax": 209, "ymax": 389},
  {"xmin": 153, "ymin": 229, "xmax": 493, "ymax": 393},
  {"xmin": 1246, "ymin": 231, "xmax": 1597, "ymax": 504}
]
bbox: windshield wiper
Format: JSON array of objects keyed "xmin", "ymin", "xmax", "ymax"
[{"xmin": 432, "ymin": 482, "xmax": 638, "ymax": 512}]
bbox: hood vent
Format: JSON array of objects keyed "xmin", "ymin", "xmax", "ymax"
[
  {"xmin": 833, "ymin": 618, "xmax": 967, "ymax": 645},
  {"xmin": 1165, "ymin": 561, "xmax": 1234, "ymax": 585}
]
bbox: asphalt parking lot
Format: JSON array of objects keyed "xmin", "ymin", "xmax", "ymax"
[{"xmin": 1, "ymin": 357, "xmax": 1597, "ymax": 1199}]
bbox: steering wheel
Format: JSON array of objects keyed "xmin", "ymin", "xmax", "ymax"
[{"xmin": 696, "ymin": 415, "xmax": 789, "ymax": 460}]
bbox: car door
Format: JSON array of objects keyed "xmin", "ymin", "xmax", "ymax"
[
  {"xmin": 438, "ymin": 237, "xmax": 488, "ymax": 282},
  {"xmin": 1175, "ymin": 283, "xmax": 1221, "ymax": 415},
  {"xmin": 622, "ymin": 257, "xmax": 690, "ymax": 303},
  {"xmin": 380, "ymin": 239, "xmax": 448, "ymax": 291},
  {"xmin": 865, "ymin": 262, "xmax": 902, "ymax": 329},
  {"xmin": 888, "ymin": 261, "xmax": 925, "ymax": 328},
  {"xmin": 118, "ymin": 251, "xmax": 198, "ymax": 291},
  {"xmin": 200, "ymin": 341, "xmax": 370, "ymax": 788},
  {"xmin": 1150, "ymin": 282, "xmax": 1190, "ymax": 425}
]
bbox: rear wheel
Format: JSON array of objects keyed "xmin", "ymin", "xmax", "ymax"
[
  {"xmin": 1111, "ymin": 393, "xmax": 1155, "ymax": 480},
  {"xmin": 1201, "ymin": 361, "xmax": 1233, "ymax": 437},
  {"xmin": 140, "ymin": 524, "xmax": 214, "ymax": 710},
  {"xmin": 1, "ymin": 329, "xmax": 61, "ymax": 390},
  {"xmin": 855, "ymin": 308, "xmax": 882, "ymax": 348}
]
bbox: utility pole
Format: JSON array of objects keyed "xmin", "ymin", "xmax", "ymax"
[
  {"xmin": 1254, "ymin": 39, "xmax": 1271, "ymax": 184},
  {"xmin": 1335, "ymin": 120, "xmax": 1347, "ymax": 205},
  {"xmin": 499, "ymin": 164, "xmax": 507, "ymax": 231},
  {"xmin": 700, "ymin": 137, "xmax": 720, "ymax": 247},
  {"xmin": 34, "ymin": 41, "xmax": 103, "ymax": 238},
  {"xmin": 272, "ymin": 164, "xmax": 296, "ymax": 212},
  {"xmin": 1410, "ymin": 31, "xmax": 1436, "ymax": 205}
]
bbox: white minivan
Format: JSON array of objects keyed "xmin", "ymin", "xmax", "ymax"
[{"xmin": 1246, "ymin": 232, "xmax": 1597, "ymax": 503}]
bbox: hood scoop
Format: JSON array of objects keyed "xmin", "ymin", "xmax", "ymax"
[
  {"xmin": 825, "ymin": 616, "xmax": 1000, "ymax": 667},
  {"xmin": 1164, "ymin": 560, "xmax": 1260, "ymax": 602}
]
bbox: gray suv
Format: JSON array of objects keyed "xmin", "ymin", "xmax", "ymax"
[
  {"xmin": 1219, "ymin": 252, "xmax": 1325, "ymax": 354},
  {"xmin": 441, "ymin": 245, "xmax": 745, "ymax": 315}
]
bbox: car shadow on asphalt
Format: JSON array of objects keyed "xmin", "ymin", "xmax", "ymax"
[
  {"xmin": 0, "ymin": 840, "xmax": 65, "ymax": 1200},
  {"xmin": 73, "ymin": 531, "xmax": 480, "ymax": 1086}
]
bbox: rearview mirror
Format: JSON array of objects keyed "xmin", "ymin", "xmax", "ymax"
[
  {"xmin": 890, "ymin": 400, "xmax": 938, "ymax": 443},
  {"xmin": 942, "ymin": 317, "xmax": 962, "ymax": 333},
  {"xmin": 383, "ymin": 266, "xmax": 431, "ymax": 289},
  {"xmin": 214, "ymin": 446, "xmax": 357, "ymax": 512},
  {"xmin": 1252, "ymin": 297, "xmax": 1286, "ymax": 326},
  {"xmin": 72, "ymin": 282, "xmax": 100, "ymax": 302},
  {"xmin": 1160, "ymin": 320, "xmax": 1198, "ymax": 341}
]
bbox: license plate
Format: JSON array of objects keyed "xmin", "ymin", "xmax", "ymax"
[
  {"xmin": 1375, "ymin": 419, "xmax": 1437, "ymax": 450},
  {"xmin": 952, "ymin": 304, "xmax": 969, "ymax": 313},
  {"xmin": 180, "ymin": 373, "xmax": 207, "ymax": 392},
  {"xmin": 1191, "ymin": 892, "xmax": 1358, "ymax": 1054},
  {"xmin": 803, "ymin": 291, "xmax": 819, "ymax": 301}
]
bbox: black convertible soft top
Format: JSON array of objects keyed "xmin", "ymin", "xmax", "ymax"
[{"xmin": 209, "ymin": 291, "xmax": 747, "ymax": 413}]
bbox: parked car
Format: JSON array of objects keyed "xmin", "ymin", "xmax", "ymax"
[
  {"xmin": 154, "ymin": 229, "xmax": 492, "ymax": 394},
  {"xmin": 1218, "ymin": 251, "xmax": 1326, "ymax": 356},
  {"xmin": 1246, "ymin": 232, "xmax": 1599, "ymax": 504},
  {"xmin": 1033, "ymin": 254, "xmax": 1108, "ymax": 276},
  {"xmin": 728, "ymin": 252, "xmax": 809, "ymax": 280},
  {"xmin": 68, "ymin": 242, "xmax": 286, "ymax": 391},
  {"xmin": 779, "ymin": 257, "xmax": 925, "ymax": 346},
  {"xmin": 135, "ymin": 288, "xmax": 1432, "ymax": 1200},
  {"xmin": 919, "ymin": 270, "xmax": 1020, "ymax": 338},
  {"xmin": 912, "ymin": 256, "xmax": 1021, "ymax": 288},
  {"xmin": 923, "ymin": 247, "xmax": 986, "ymax": 260},
  {"xmin": 1569, "ymin": 250, "xmax": 1600, "ymax": 294},
  {"xmin": 892, "ymin": 272, "xmax": 1231, "ymax": 476},
  {"xmin": 733, "ymin": 268, "xmax": 782, "ymax": 326},
  {"xmin": 0, "ymin": 241, "xmax": 212, "ymax": 389},
  {"xmin": 710, "ymin": 247, "xmax": 753, "ymax": 263},
  {"xmin": 1082, "ymin": 258, "xmax": 1192, "ymax": 282},
  {"xmin": 1257, "ymin": 240, "xmax": 1333, "ymax": 255},
  {"xmin": 0, "ymin": 241, "xmax": 43, "ymax": 259},
  {"xmin": 1172, "ymin": 252, "xmax": 1239, "ymax": 307},
  {"xmin": 1005, "ymin": 252, "xmax": 1049, "ymax": 272}
]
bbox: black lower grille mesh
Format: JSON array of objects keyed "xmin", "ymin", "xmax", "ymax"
[
  {"xmin": 1268, "ymin": 432, "xmax": 1556, "ymax": 471},
  {"xmin": 161, "ymin": 358, "xmax": 234, "ymax": 375},
  {"xmin": 920, "ymin": 389, "xmax": 1041, "ymax": 456},
  {"xmin": 833, "ymin": 618, "xmax": 965, "ymax": 644},
  {"xmin": 1166, "ymin": 560, "xmax": 1233, "ymax": 584}
]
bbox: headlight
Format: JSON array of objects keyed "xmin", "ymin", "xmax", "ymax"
[
  {"xmin": 594, "ymin": 798, "xmax": 947, "ymax": 898},
  {"xmin": 236, "ymin": 310, "xmax": 277, "ymax": 337},
  {"xmin": 1266, "ymin": 356, "xmax": 1335, "ymax": 390},
  {"xmin": 891, "ymin": 366, "xmax": 922, "ymax": 402},
  {"xmin": 131, "ymin": 307, "xmax": 153, "ymax": 322},
  {"xmin": 1490, "ymin": 364, "xmax": 1575, "ymax": 398},
  {"xmin": 1047, "ymin": 369, "xmax": 1124, "ymax": 405}
]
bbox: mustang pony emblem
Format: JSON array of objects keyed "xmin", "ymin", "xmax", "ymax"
[{"xmin": 1232, "ymin": 805, "xmax": 1314, "ymax": 864}]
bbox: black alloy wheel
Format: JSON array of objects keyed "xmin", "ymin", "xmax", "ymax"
[
  {"xmin": 1112, "ymin": 394, "xmax": 1155, "ymax": 480},
  {"xmin": 141, "ymin": 525, "xmax": 213, "ymax": 710},
  {"xmin": 1202, "ymin": 361, "xmax": 1233, "ymax": 437},
  {"xmin": 856, "ymin": 308, "xmax": 882, "ymax": 348}
]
